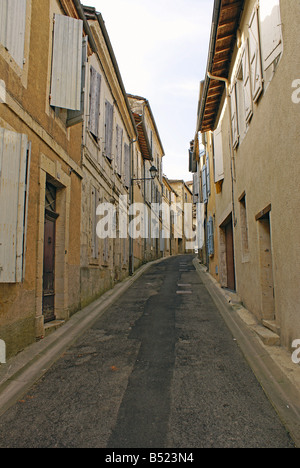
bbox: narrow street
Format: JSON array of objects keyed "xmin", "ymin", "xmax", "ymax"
[{"xmin": 0, "ymin": 256, "xmax": 294, "ymax": 449}]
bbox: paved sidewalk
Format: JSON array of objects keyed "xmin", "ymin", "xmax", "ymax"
[{"xmin": 193, "ymin": 258, "xmax": 300, "ymax": 448}]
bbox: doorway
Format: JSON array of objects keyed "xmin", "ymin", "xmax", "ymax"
[
  {"xmin": 224, "ymin": 216, "xmax": 236, "ymax": 291},
  {"xmin": 43, "ymin": 182, "xmax": 59, "ymax": 323},
  {"xmin": 257, "ymin": 208, "xmax": 275, "ymax": 321},
  {"xmin": 220, "ymin": 214, "xmax": 236, "ymax": 291}
]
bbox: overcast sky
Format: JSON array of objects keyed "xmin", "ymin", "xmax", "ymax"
[{"xmin": 87, "ymin": 0, "xmax": 214, "ymax": 182}]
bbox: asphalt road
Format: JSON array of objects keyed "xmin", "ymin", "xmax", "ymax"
[{"xmin": 0, "ymin": 255, "xmax": 295, "ymax": 448}]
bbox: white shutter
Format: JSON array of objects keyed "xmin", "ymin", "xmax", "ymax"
[
  {"xmin": 50, "ymin": 14, "xmax": 83, "ymax": 111},
  {"xmin": 213, "ymin": 126, "xmax": 224, "ymax": 182},
  {"xmin": 0, "ymin": 0, "xmax": 26, "ymax": 68},
  {"xmin": 242, "ymin": 40, "xmax": 253, "ymax": 123},
  {"xmin": 0, "ymin": 128, "xmax": 30, "ymax": 283},
  {"xmin": 230, "ymin": 82, "xmax": 239, "ymax": 149},
  {"xmin": 88, "ymin": 65, "xmax": 101, "ymax": 137},
  {"xmin": 67, "ymin": 36, "xmax": 88, "ymax": 128},
  {"xmin": 249, "ymin": 7, "xmax": 263, "ymax": 102},
  {"xmin": 259, "ymin": 0, "xmax": 283, "ymax": 70}
]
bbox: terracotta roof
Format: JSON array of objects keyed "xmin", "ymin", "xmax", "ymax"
[
  {"xmin": 132, "ymin": 113, "xmax": 153, "ymax": 161},
  {"xmin": 198, "ymin": 0, "xmax": 245, "ymax": 132}
]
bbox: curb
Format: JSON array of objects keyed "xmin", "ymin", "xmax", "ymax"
[
  {"xmin": 193, "ymin": 258, "xmax": 300, "ymax": 448},
  {"xmin": 0, "ymin": 256, "xmax": 169, "ymax": 418}
]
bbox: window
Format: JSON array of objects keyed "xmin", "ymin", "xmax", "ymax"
[
  {"xmin": 202, "ymin": 165, "xmax": 208, "ymax": 204},
  {"xmin": 0, "ymin": 0, "xmax": 27, "ymax": 68},
  {"xmin": 50, "ymin": 14, "xmax": 83, "ymax": 111},
  {"xmin": 207, "ymin": 216, "xmax": 214, "ymax": 256},
  {"xmin": 231, "ymin": 82, "xmax": 239, "ymax": 149},
  {"xmin": 115, "ymin": 125, "xmax": 123, "ymax": 176},
  {"xmin": 124, "ymin": 143, "xmax": 130, "ymax": 189},
  {"xmin": 88, "ymin": 66, "xmax": 101, "ymax": 139},
  {"xmin": 104, "ymin": 101, "xmax": 114, "ymax": 161},
  {"xmin": 248, "ymin": 7, "xmax": 263, "ymax": 102},
  {"xmin": 0, "ymin": 128, "xmax": 31, "ymax": 283},
  {"xmin": 213, "ymin": 125, "xmax": 224, "ymax": 182},
  {"xmin": 259, "ymin": 0, "xmax": 283, "ymax": 71}
]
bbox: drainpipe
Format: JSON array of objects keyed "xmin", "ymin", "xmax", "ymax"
[{"xmin": 207, "ymin": 71, "xmax": 237, "ymax": 227}]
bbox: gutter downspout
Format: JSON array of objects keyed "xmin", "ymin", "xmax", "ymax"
[{"xmin": 207, "ymin": 72, "xmax": 237, "ymax": 227}]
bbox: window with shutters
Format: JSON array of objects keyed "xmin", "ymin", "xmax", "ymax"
[
  {"xmin": 115, "ymin": 125, "xmax": 123, "ymax": 176},
  {"xmin": 207, "ymin": 216, "xmax": 214, "ymax": 257},
  {"xmin": 0, "ymin": 128, "xmax": 31, "ymax": 283},
  {"xmin": 67, "ymin": 36, "xmax": 88, "ymax": 128},
  {"xmin": 50, "ymin": 14, "xmax": 83, "ymax": 112},
  {"xmin": 259, "ymin": 0, "xmax": 283, "ymax": 71},
  {"xmin": 213, "ymin": 126, "xmax": 224, "ymax": 183},
  {"xmin": 202, "ymin": 165, "xmax": 208, "ymax": 204},
  {"xmin": 124, "ymin": 143, "xmax": 130, "ymax": 189},
  {"xmin": 104, "ymin": 101, "xmax": 114, "ymax": 161},
  {"xmin": 88, "ymin": 66, "xmax": 101, "ymax": 140},
  {"xmin": 241, "ymin": 39, "xmax": 253, "ymax": 123},
  {"xmin": 230, "ymin": 82, "xmax": 239, "ymax": 149},
  {"xmin": 206, "ymin": 154, "xmax": 211, "ymax": 196},
  {"xmin": 0, "ymin": 0, "xmax": 27, "ymax": 69},
  {"xmin": 248, "ymin": 7, "xmax": 263, "ymax": 103}
]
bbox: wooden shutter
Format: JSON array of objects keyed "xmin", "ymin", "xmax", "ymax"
[
  {"xmin": 249, "ymin": 7, "xmax": 263, "ymax": 102},
  {"xmin": 206, "ymin": 154, "xmax": 211, "ymax": 196},
  {"xmin": 208, "ymin": 216, "xmax": 214, "ymax": 256},
  {"xmin": 105, "ymin": 101, "xmax": 114, "ymax": 160},
  {"xmin": 0, "ymin": 0, "xmax": 26, "ymax": 68},
  {"xmin": 260, "ymin": 0, "xmax": 283, "ymax": 70},
  {"xmin": 193, "ymin": 173, "xmax": 199, "ymax": 204},
  {"xmin": 202, "ymin": 165, "xmax": 208, "ymax": 204},
  {"xmin": 230, "ymin": 82, "xmax": 239, "ymax": 149},
  {"xmin": 242, "ymin": 39, "xmax": 253, "ymax": 123},
  {"xmin": 50, "ymin": 14, "xmax": 83, "ymax": 111},
  {"xmin": 213, "ymin": 126, "xmax": 224, "ymax": 182},
  {"xmin": 124, "ymin": 143, "xmax": 130, "ymax": 188},
  {"xmin": 88, "ymin": 65, "xmax": 101, "ymax": 138},
  {"xmin": 116, "ymin": 125, "xmax": 123, "ymax": 176},
  {"xmin": 0, "ymin": 129, "xmax": 30, "ymax": 283},
  {"xmin": 67, "ymin": 36, "xmax": 88, "ymax": 127}
]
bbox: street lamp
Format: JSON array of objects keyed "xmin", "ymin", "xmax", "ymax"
[{"xmin": 150, "ymin": 165, "xmax": 158, "ymax": 180}]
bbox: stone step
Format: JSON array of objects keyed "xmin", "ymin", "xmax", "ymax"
[
  {"xmin": 262, "ymin": 320, "xmax": 281, "ymax": 336},
  {"xmin": 252, "ymin": 324, "xmax": 281, "ymax": 347},
  {"xmin": 44, "ymin": 320, "xmax": 65, "ymax": 337}
]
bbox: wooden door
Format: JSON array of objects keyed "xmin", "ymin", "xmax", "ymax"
[
  {"xmin": 43, "ymin": 182, "xmax": 59, "ymax": 323},
  {"xmin": 43, "ymin": 215, "xmax": 56, "ymax": 323},
  {"xmin": 225, "ymin": 218, "xmax": 236, "ymax": 291}
]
